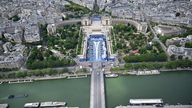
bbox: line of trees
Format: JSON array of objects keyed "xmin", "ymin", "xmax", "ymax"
[
  {"xmin": 27, "ymin": 59, "xmax": 76, "ymax": 69},
  {"xmin": 77, "ymin": 31, "xmax": 83, "ymax": 55},
  {"xmin": 124, "ymin": 53, "xmax": 167, "ymax": 63},
  {"xmin": 123, "ymin": 60, "xmax": 192, "ymax": 70},
  {"xmin": 0, "ymin": 68, "xmax": 70, "ymax": 79}
]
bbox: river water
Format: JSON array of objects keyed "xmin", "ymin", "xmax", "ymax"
[
  {"xmin": 0, "ymin": 78, "xmax": 90, "ymax": 108},
  {"xmin": 0, "ymin": 71, "xmax": 192, "ymax": 108},
  {"xmin": 106, "ymin": 71, "xmax": 192, "ymax": 108}
]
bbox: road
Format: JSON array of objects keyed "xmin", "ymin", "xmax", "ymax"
[{"xmin": 90, "ymin": 62, "xmax": 105, "ymax": 108}]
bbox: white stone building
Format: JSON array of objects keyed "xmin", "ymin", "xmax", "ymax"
[{"xmin": 167, "ymin": 45, "xmax": 192, "ymax": 59}]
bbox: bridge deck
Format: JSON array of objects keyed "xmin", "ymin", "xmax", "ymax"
[{"xmin": 90, "ymin": 63, "xmax": 105, "ymax": 108}]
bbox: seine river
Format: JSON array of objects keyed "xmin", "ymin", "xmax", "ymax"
[{"xmin": 0, "ymin": 71, "xmax": 192, "ymax": 108}]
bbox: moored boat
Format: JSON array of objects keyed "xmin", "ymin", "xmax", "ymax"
[
  {"xmin": 129, "ymin": 99, "xmax": 163, "ymax": 105},
  {"xmin": 105, "ymin": 74, "xmax": 118, "ymax": 78},
  {"xmin": 40, "ymin": 102, "xmax": 66, "ymax": 107},
  {"xmin": 24, "ymin": 102, "xmax": 40, "ymax": 108},
  {"xmin": 0, "ymin": 104, "xmax": 9, "ymax": 108}
]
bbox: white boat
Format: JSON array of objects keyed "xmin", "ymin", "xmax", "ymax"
[
  {"xmin": 129, "ymin": 99, "xmax": 163, "ymax": 105},
  {"xmin": 0, "ymin": 104, "xmax": 8, "ymax": 108},
  {"xmin": 40, "ymin": 102, "xmax": 66, "ymax": 107},
  {"xmin": 105, "ymin": 74, "xmax": 118, "ymax": 78},
  {"xmin": 24, "ymin": 102, "xmax": 40, "ymax": 108}
]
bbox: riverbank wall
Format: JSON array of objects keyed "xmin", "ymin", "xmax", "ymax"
[
  {"xmin": 111, "ymin": 68, "xmax": 192, "ymax": 75},
  {"xmin": 0, "ymin": 73, "xmax": 91, "ymax": 84}
]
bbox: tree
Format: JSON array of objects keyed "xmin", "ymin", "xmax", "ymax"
[
  {"xmin": 7, "ymin": 73, "xmax": 16, "ymax": 78},
  {"xmin": 170, "ymin": 55, "xmax": 176, "ymax": 61},
  {"xmin": 8, "ymin": 15, "xmax": 20, "ymax": 22},
  {"xmin": 178, "ymin": 55, "xmax": 183, "ymax": 60},
  {"xmin": 124, "ymin": 53, "xmax": 167, "ymax": 63},
  {"xmin": 185, "ymin": 42, "xmax": 192, "ymax": 48},
  {"xmin": 16, "ymin": 72, "xmax": 27, "ymax": 78}
]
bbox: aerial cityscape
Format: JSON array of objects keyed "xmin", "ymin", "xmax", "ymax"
[{"xmin": 0, "ymin": 0, "xmax": 192, "ymax": 108}]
